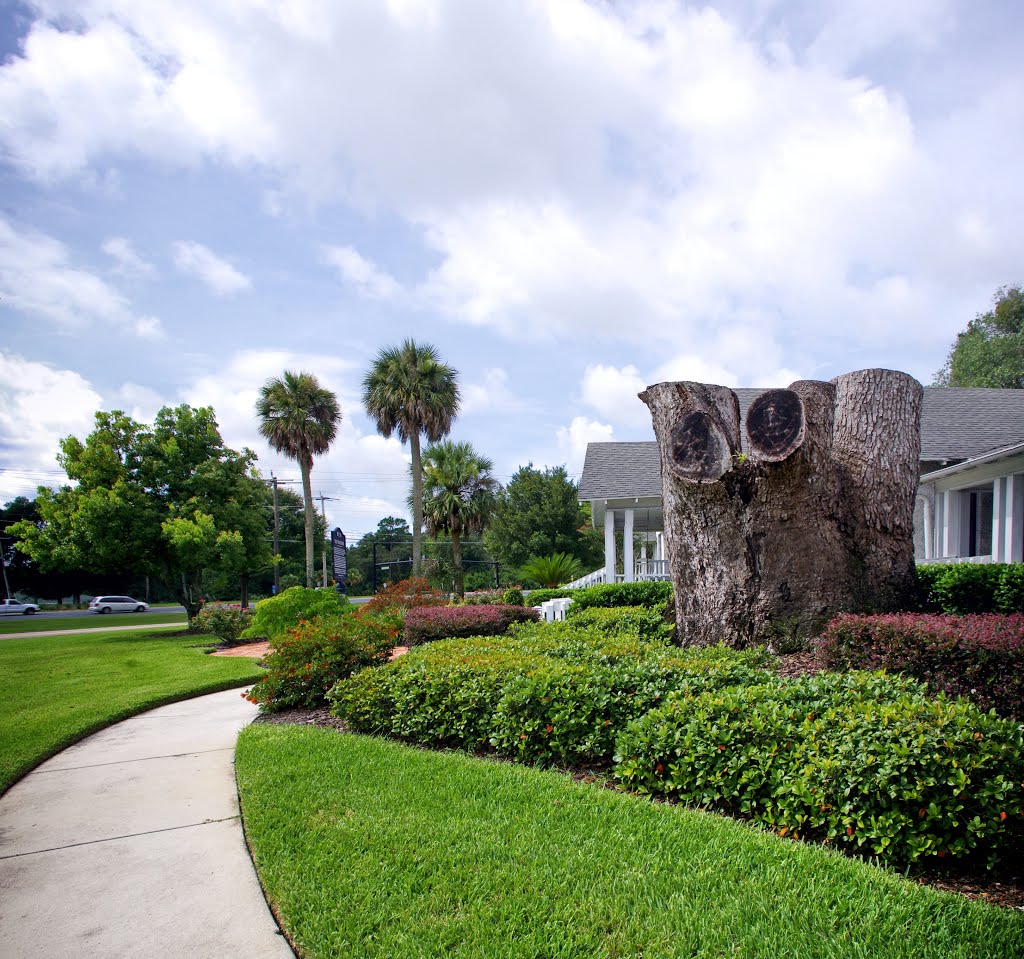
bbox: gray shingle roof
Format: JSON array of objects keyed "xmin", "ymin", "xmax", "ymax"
[{"xmin": 579, "ymin": 386, "xmax": 1024, "ymax": 500}]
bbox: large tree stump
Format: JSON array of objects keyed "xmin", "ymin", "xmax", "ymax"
[{"xmin": 639, "ymin": 369, "xmax": 922, "ymax": 648}]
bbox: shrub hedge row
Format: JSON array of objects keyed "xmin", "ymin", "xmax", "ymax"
[
  {"xmin": 569, "ymin": 580, "xmax": 674, "ymax": 610},
  {"xmin": 564, "ymin": 603, "xmax": 673, "ymax": 642},
  {"xmin": 915, "ymin": 562, "xmax": 1024, "ymax": 614},
  {"xmin": 614, "ymin": 672, "xmax": 1024, "ymax": 869},
  {"xmin": 815, "ymin": 612, "xmax": 1024, "ymax": 720},
  {"xmin": 403, "ymin": 604, "xmax": 539, "ymax": 646}
]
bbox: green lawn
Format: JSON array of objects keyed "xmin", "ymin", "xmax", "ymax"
[
  {"xmin": 0, "ymin": 628, "xmax": 263, "ymax": 792},
  {"xmin": 236, "ymin": 726, "xmax": 1024, "ymax": 959},
  {"xmin": 0, "ymin": 611, "xmax": 186, "ymax": 634}
]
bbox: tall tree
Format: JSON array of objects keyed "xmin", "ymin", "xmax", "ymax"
[
  {"xmin": 362, "ymin": 340, "xmax": 460, "ymax": 575},
  {"xmin": 484, "ymin": 464, "xmax": 603, "ymax": 574},
  {"xmin": 256, "ymin": 370, "xmax": 341, "ymax": 587},
  {"xmin": 11, "ymin": 406, "xmax": 270, "ymax": 622},
  {"xmin": 934, "ymin": 285, "xmax": 1024, "ymax": 388},
  {"xmin": 420, "ymin": 440, "xmax": 496, "ymax": 598}
]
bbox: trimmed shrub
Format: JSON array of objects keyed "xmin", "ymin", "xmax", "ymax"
[
  {"xmin": 816, "ymin": 613, "xmax": 1024, "ymax": 719},
  {"xmin": 404, "ymin": 604, "xmax": 539, "ymax": 645},
  {"xmin": 462, "ymin": 590, "xmax": 505, "ymax": 606},
  {"xmin": 191, "ymin": 601, "xmax": 253, "ymax": 645},
  {"xmin": 501, "ymin": 587, "xmax": 525, "ymax": 607},
  {"xmin": 614, "ymin": 671, "xmax": 1024, "ymax": 869},
  {"xmin": 361, "ymin": 577, "xmax": 448, "ymax": 618},
  {"xmin": 524, "ymin": 588, "xmax": 575, "ymax": 606},
  {"xmin": 570, "ymin": 581, "xmax": 673, "ymax": 610},
  {"xmin": 241, "ymin": 586, "xmax": 352, "ymax": 642},
  {"xmin": 564, "ymin": 603, "xmax": 673, "ymax": 642},
  {"xmin": 915, "ymin": 562, "xmax": 1024, "ymax": 614},
  {"xmin": 331, "ymin": 625, "xmax": 771, "ymax": 765},
  {"xmin": 245, "ymin": 612, "xmax": 399, "ymax": 711}
]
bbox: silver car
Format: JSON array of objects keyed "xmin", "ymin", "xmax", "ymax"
[{"xmin": 89, "ymin": 595, "xmax": 150, "ymax": 614}]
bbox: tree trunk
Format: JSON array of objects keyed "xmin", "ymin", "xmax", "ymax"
[
  {"xmin": 299, "ymin": 450, "xmax": 315, "ymax": 588},
  {"xmin": 240, "ymin": 572, "xmax": 249, "ymax": 609},
  {"xmin": 640, "ymin": 370, "xmax": 922, "ymax": 648},
  {"xmin": 410, "ymin": 430, "xmax": 423, "ymax": 577},
  {"xmin": 451, "ymin": 528, "xmax": 463, "ymax": 599}
]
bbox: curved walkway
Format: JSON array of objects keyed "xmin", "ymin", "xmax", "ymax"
[{"xmin": 0, "ymin": 688, "xmax": 294, "ymax": 958}]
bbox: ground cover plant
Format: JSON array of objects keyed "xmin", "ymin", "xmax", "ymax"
[
  {"xmin": 614, "ymin": 671, "xmax": 1024, "ymax": 869},
  {"xmin": 816, "ymin": 612, "xmax": 1024, "ymax": 720},
  {"xmin": 245, "ymin": 611, "xmax": 399, "ymax": 711},
  {"xmin": 242, "ymin": 585, "xmax": 354, "ymax": 642},
  {"xmin": 0, "ymin": 611, "xmax": 186, "ymax": 634},
  {"xmin": 236, "ymin": 726, "xmax": 1024, "ymax": 959},
  {"xmin": 0, "ymin": 627, "xmax": 263, "ymax": 792},
  {"xmin": 403, "ymin": 603, "xmax": 539, "ymax": 645}
]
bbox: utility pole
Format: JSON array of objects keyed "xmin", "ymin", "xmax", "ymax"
[
  {"xmin": 271, "ymin": 474, "xmax": 280, "ymax": 594},
  {"xmin": 317, "ymin": 493, "xmax": 336, "ymax": 588}
]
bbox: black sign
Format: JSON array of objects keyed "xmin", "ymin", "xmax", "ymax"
[{"xmin": 331, "ymin": 527, "xmax": 348, "ymax": 593}]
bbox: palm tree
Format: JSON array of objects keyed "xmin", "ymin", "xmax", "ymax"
[
  {"xmin": 519, "ymin": 552, "xmax": 582, "ymax": 588},
  {"xmin": 256, "ymin": 370, "xmax": 341, "ymax": 587},
  {"xmin": 420, "ymin": 440, "xmax": 496, "ymax": 598},
  {"xmin": 362, "ymin": 340, "xmax": 460, "ymax": 576}
]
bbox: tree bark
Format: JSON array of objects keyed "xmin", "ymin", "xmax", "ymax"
[
  {"xmin": 640, "ymin": 370, "xmax": 922, "ymax": 648},
  {"xmin": 451, "ymin": 528, "xmax": 463, "ymax": 599},
  {"xmin": 410, "ymin": 431, "xmax": 423, "ymax": 577},
  {"xmin": 299, "ymin": 450, "xmax": 315, "ymax": 588}
]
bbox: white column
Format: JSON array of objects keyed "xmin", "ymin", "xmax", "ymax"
[
  {"xmin": 604, "ymin": 509, "xmax": 616, "ymax": 583},
  {"xmin": 623, "ymin": 508, "xmax": 634, "ymax": 582},
  {"xmin": 1008, "ymin": 474, "xmax": 1024, "ymax": 563},
  {"xmin": 654, "ymin": 532, "xmax": 664, "ymax": 561},
  {"xmin": 940, "ymin": 490, "xmax": 960, "ymax": 559},
  {"xmin": 992, "ymin": 478, "xmax": 1007, "ymax": 563},
  {"xmin": 922, "ymin": 494, "xmax": 934, "ymax": 561}
]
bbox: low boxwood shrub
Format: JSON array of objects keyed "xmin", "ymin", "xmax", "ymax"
[
  {"xmin": 915, "ymin": 562, "xmax": 1024, "ymax": 614},
  {"xmin": 501, "ymin": 587, "xmax": 525, "ymax": 606},
  {"xmin": 524, "ymin": 588, "xmax": 575, "ymax": 606},
  {"xmin": 571, "ymin": 581, "xmax": 673, "ymax": 610},
  {"xmin": 331, "ymin": 625, "xmax": 771, "ymax": 765},
  {"xmin": 245, "ymin": 611, "xmax": 399, "ymax": 711},
  {"xmin": 241, "ymin": 586, "xmax": 353, "ymax": 642},
  {"xmin": 564, "ymin": 603, "xmax": 673, "ymax": 642},
  {"xmin": 191, "ymin": 601, "xmax": 253, "ymax": 645},
  {"xmin": 816, "ymin": 612, "xmax": 1024, "ymax": 719},
  {"xmin": 404, "ymin": 604, "xmax": 539, "ymax": 645},
  {"xmin": 614, "ymin": 671, "xmax": 1024, "ymax": 869}
]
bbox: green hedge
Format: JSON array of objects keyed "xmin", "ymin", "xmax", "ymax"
[
  {"xmin": 570, "ymin": 581, "xmax": 674, "ymax": 609},
  {"xmin": 614, "ymin": 672, "xmax": 1024, "ymax": 869},
  {"xmin": 915, "ymin": 563, "xmax": 1024, "ymax": 614},
  {"xmin": 524, "ymin": 588, "xmax": 576, "ymax": 605},
  {"xmin": 564, "ymin": 603, "xmax": 673, "ymax": 642},
  {"xmin": 241, "ymin": 586, "xmax": 353, "ymax": 642}
]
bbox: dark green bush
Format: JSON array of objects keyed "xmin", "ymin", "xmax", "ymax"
[
  {"xmin": 915, "ymin": 563, "xmax": 1024, "ymax": 614},
  {"xmin": 330, "ymin": 624, "xmax": 769, "ymax": 765},
  {"xmin": 245, "ymin": 611, "xmax": 398, "ymax": 711},
  {"xmin": 524, "ymin": 588, "xmax": 576, "ymax": 606},
  {"xmin": 564, "ymin": 603, "xmax": 673, "ymax": 642},
  {"xmin": 570, "ymin": 581, "xmax": 673, "ymax": 610},
  {"xmin": 501, "ymin": 587, "xmax": 525, "ymax": 606},
  {"xmin": 241, "ymin": 586, "xmax": 353, "ymax": 642},
  {"xmin": 614, "ymin": 672, "xmax": 1024, "ymax": 869}
]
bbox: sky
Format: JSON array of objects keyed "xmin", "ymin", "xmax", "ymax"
[{"xmin": 1, "ymin": 0, "xmax": 1022, "ymax": 541}]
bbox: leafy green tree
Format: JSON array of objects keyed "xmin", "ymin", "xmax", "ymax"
[
  {"xmin": 346, "ymin": 516, "xmax": 413, "ymax": 593},
  {"xmin": 10, "ymin": 406, "xmax": 271, "ymax": 622},
  {"xmin": 420, "ymin": 440, "xmax": 497, "ymax": 598},
  {"xmin": 256, "ymin": 370, "xmax": 342, "ymax": 587},
  {"xmin": 484, "ymin": 464, "xmax": 603, "ymax": 575},
  {"xmin": 934, "ymin": 285, "xmax": 1024, "ymax": 388},
  {"xmin": 362, "ymin": 340, "xmax": 460, "ymax": 576},
  {"xmin": 519, "ymin": 552, "xmax": 583, "ymax": 588}
]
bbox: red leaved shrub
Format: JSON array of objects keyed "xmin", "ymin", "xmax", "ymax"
[
  {"xmin": 816, "ymin": 613, "xmax": 1024, "ymax": 720},
  {"xmin": 361, "ymin": 577, "xmax": 448, "ymax": 618},
  {"xmin": 404, "ymin": 604, "xmax": 539, "ymax": 646}
]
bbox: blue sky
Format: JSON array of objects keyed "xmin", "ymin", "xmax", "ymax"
[{"xmin": 1, "ymin": 0, "xmax": 1022, "ymax": 540}]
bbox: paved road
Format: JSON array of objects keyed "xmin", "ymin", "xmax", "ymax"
[
  {"xmin": 1, "ymin": 606, "xmax": 187, "ymax": 621},
  {"xmin": 0, "ymin": 689, "xmax": 294, "ymax": 958}
]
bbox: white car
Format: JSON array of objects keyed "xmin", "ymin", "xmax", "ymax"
[
  {"xmin": 89, "ymin": 595, "xmax": 150, "ymax": 614},
  {"xmin": 0, "ymin": 598, "xmax": 40, "ymax": 615}
]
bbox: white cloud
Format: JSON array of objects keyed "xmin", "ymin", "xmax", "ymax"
[
  {"xmin": 322, "ymin": 245, "xmax": 400, "ymax": 300},
  {"xmin": 0, "ymin": 217, "xmax": 163, "ymax": 338},
  {"xmin": 461, "ymin": 368, "xmax": 528, "ymax": 416},
  {"xmin": 0, "ymin": 353, "xmax": 104, "ymax": 501},
  {"xmin": 556, "ymin": 415, "xmax": 614, "ymax": 476},
  {"xmin": 173, "ymin": 241, "xmax": 251, "ymax": 295},
  {"xmin": 102, "ymin": 236, "xmax": 155, "ymax": 278},
  {"xmin": 580, "ymin": 364, "xmax": 648, "ymax": 428}
]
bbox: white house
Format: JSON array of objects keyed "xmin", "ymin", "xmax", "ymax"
[{"xmin": 578, "ymin": 387, "xmax": 1024, "ymax": 584}]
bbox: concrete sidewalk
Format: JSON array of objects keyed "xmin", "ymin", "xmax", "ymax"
[{"xmin": 0, "ymin": 689, "xmax": 294, "ymax": 958}]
